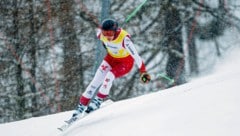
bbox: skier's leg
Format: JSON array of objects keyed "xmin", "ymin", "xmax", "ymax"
[
  {"xmin": 85, "ymin": 55, "xmax": 134, "ymax": 113},
  {"xmin": 86, "ymin": 71, "xmax": 115, "ymax": 113},
  {"xmin": 73, "ymin": 60, "xmax": 111, "ymax": 117},
  {"xmin": 97, "ymin": 71, "xmax": 115, "ymax": 98},
  {"xmin": 93, "ymin": 56, "xmax": 134, "ymax": 100},
  {"xmin": 80, "ymin": 60, "xmax": 111, "ymax": 105}
]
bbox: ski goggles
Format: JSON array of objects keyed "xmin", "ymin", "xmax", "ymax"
[{"xmin": 102, "ymin": 30, "xmax": 115, "ymax": 37}]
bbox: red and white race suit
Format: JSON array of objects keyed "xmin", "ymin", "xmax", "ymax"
[{"xmin": 79, "ymin": 28, "xmax": 147, "ymax": 105}]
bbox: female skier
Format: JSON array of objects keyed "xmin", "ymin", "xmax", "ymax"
[{"xmin": 72, "ymin": 19, "xmax": 151, "ymax": 117}]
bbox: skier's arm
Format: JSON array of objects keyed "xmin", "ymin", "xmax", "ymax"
[
  {"xmin": 96, "ymin": 27, "xmax": 101, "ymax": 39},
  {"xmin": 96, "ymin": 28, "xmax": 107, "ymax": 49},
  {"xmin": 124, "ymin": 36, "xmax": 151, "ymax": 83},
  {"xmin": 124, "ymin": 36, "xmax": 146, "ymax": 73}
]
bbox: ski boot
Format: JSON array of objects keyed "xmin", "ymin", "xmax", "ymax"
[
  {"xmin": 62, "ymin": 104, "xmax": 87, "ymax": 125},
  {"xmin": 85, "ymin": 97, "xmax": 103, "ymax": 113},
  {"xmin": 72, "ymin": 103, "xmax": 87, "ymax": 118}
]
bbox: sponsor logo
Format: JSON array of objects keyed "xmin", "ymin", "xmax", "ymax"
[
  {"xmin": 90, "ymin": 85, "xmax": 96, "ymax": 89},
  {"xmin": 126, "ymin": 44, "xmax": 135, "ymax": 55},
  {"xmin": 87, "ymin": 90, "xmax": 93, "ymax": 95},
  {"xmin": 106, "ymin": 44, "xmax": 118, "ymax": 49}
]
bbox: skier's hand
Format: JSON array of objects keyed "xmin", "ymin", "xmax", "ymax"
[{"xmin": 140, "ymin": 72, "xmax": 151, "ymax": 84}]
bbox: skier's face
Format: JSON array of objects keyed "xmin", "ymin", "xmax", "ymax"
[{"xmin": 102, "ymin": 30, "xmax": 115, "ymax": 41}]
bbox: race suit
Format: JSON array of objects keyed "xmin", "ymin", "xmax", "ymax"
[{"xmin": 79, "ymin": 28, "xmax": 147, "ymax": 105}]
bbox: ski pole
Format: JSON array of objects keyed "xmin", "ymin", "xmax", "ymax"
[
  {"xmin": 155, "ymin": 73, "xmax": 175, "ymax": 85},
  {"xmin": 122, "ymin": 0, "xmax": 148, "ymax": 27}
]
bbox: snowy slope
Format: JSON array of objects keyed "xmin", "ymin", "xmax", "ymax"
[{"xmin": 0, "ymin": 48, "xmax": 240, "ymax": 136}]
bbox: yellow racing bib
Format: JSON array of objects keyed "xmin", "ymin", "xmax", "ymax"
[{"xmin": 100, "ymin": 29, "xmax": 130, "ymax": 58}]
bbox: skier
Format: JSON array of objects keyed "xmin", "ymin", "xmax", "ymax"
[{"xmin": 72, "ymin": 19, "xmax": 151, "ymax": 117}]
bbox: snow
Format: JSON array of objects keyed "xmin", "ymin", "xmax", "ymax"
[{"xmin": 1, "ymin": 47, "xmax": 240, "ymax": 136}]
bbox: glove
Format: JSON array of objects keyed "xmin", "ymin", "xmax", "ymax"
[{"xmin": 140, "ymin": 72, "xmax": 151, "ymax": 84}]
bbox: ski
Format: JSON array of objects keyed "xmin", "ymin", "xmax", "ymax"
[
  {"xmin": 57, "ymin": 113, "xmax": 88, "ymax": 131},
  {"xmin": 57, "ymin": 99, "xmax": 114, "ymax": 132}
]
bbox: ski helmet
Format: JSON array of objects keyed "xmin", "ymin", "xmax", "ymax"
[{"xmin": 101, "ymin": 19, "xmax": 118, "ymax": 31}]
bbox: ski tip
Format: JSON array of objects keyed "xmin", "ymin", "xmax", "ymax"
[
  {"xmin": 57, "ymin": 123, "xmax": 69, "ymax": 132},
  {"xmin": 57, "ymin": 127, "xmax": 64, "ymax": 131}
]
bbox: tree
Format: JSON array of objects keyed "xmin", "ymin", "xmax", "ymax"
[
  {"xmin": 164, "ymin": 2, "xmax": 186, "ymax": 86},
  {"xmin": 93, "ymin": 0, "xmax": 109, "ymax": 72},
  {"xmin": 28, "ymin": 0, "xmax": 38, "ymax": 116},
  {"xmin": 58, "ymin": 0, "xmax": 83, "ymax": 111},
  {"xmin": 12, "ymin": 0, "xmax": 26, "ymax": 120}
]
